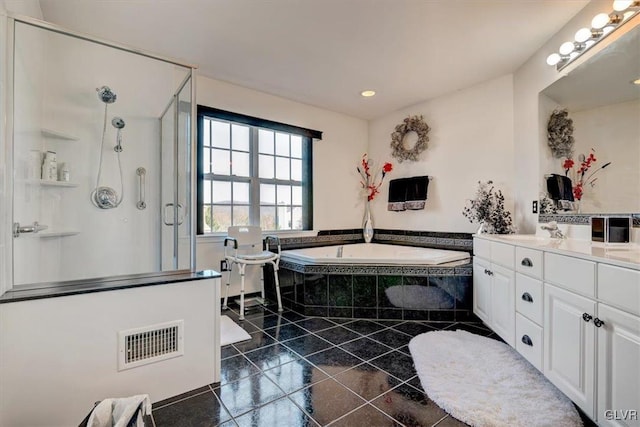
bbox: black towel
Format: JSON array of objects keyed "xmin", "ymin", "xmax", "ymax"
[
  {"xmin": 388, "ymin": 178, "xmax": 407, "ymax": 211},
  {"xmin": 546, "ymin": 174, "xmax": 574, "ymax": 211},
  {"xmin": 405, "ymin": 176, "xmax": 429, "ymax": 210}
]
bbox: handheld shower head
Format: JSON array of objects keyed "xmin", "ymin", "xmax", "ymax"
[
  {"xmin": 97, "ymin": 86, "xmax": 117, "ymax": 104},
  {"xmin": 112, "ymin": 117, "xmax": 125, "ymax": 152},
  {"xmin": 112, "ymin": 117, "xmax": 125, "ymax": 129}
]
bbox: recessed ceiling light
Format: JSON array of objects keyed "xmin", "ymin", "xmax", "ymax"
[
  {"xmin": 633, "ymin": 78, "xmax": 640, "ymax": 85},
  {"xmin": 361, "ymin": 90, "xmax": 376, "ymax": 97}
]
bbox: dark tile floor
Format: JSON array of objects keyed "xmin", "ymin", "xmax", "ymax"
[
  {"xmin": 151, "ymin": 303, "xmax": 489, "ymax": 427},
  {"xmin": 150, "ymin": 303, "xmax": 593, "ymax": 427}
]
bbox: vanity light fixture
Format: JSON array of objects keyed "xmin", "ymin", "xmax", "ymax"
[
  {"xmin": 361, "ymin": 90, "xmax": 376, "ymax": 97},
  {"xmin": 546, "ymin": 0, "xmax": 640, "ymax": 71}
]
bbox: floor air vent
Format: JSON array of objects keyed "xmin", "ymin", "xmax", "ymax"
[{"xmin": 118, "ymin": 320, "xmax": 184, "ymax": 370}]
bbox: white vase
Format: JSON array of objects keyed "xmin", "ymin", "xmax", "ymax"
[
  {"xmin": 363, "ymin": 201, "xmax": 374, "ymax": 243},
  {"xmin": 476, "ymin": 222, "xmax": 486, "ymax": 235}
]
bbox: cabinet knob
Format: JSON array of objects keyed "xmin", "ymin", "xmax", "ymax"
[
  {"xmin": 594, "ymin": 318, "xmax": 605, "ymax": 328},
  {"xmin": 582, "ymin": 313, "xmax": 593, "ymax": 322},
  {"xmin": 521, "ymin": 292, "xmax": 533, "ymax": 303},
  {"xmin": 521, "ymin": 257, "xmax": 533, "ymax": 267},
  {"xmin": 521, "ymin": 335, "xmax": 533, "ymax": 346}
]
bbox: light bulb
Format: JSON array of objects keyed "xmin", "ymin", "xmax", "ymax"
[
  {"xmin": 559, "ymin": 41, "xmax": 575, "ymax": 55},
  {"xmin": 613, "ymin": 0, "xmax": 633, "ymax": 11},
  {"xmin": 575, "ymin": 28, "xmax": 592, "ymax": 43},
  {"xmin": 592, "ymin": 13, "xmax": 611, "ymax": 29},
  {"xmin": 546, "ymin": 53, "xmax": 561, "ymax": 66}
]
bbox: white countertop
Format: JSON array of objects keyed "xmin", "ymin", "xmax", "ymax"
[{"xmin": 475, "ymin": 234, "xmax": 640, "ymax": 271}]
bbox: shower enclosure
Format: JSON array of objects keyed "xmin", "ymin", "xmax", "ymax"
[{"xmin": 6, "ymin": 16, "xmax": 196, "ymax": 288}]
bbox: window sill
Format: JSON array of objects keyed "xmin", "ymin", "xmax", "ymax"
[{"xmin": 196, "ymin": 229, "xmax": 318, "ymax": 243}]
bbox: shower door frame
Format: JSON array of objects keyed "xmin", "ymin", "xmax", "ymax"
[{"xmin": 3, "ymin": 13, "xmax": 198, "ymax": 292}]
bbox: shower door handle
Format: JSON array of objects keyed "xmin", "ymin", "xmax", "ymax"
[{"xmin": 163, "ymin": 203, "xmax": 184, "ymax": 226}]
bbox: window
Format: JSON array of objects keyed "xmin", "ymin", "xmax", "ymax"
[{"xmin": 197, "ymin": 106, "xmax": 321, "ymax": 234}]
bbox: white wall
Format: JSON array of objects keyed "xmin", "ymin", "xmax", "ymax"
[
  {"xmin": 196, "ymin": 76, "xmax": 368, "ymax": 296},
  {"xmin": 367, "ymin": 74, "xmax": 515, "ymax": 233},
  {"xmin": 0, "ymin": 279, "xmax": 219, "ymax": 427}
]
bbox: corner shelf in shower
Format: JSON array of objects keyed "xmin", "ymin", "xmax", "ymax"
[
  {"xmin": 39, "ymin": 180, "xmax": 78, "ymax": 188},
  {"xmin": 39, "ymin": 230, "xmax": 80, "ymax": 238},
  {"xmin": 41, "ymin": 128, "xmax": 79, "ymax": 141}
]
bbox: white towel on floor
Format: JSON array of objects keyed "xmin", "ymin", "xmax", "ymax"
[{"xmin": 87, "ymin": 394, "xmax": 151, "ymax": 427}]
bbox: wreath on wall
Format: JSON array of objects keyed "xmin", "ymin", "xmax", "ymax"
[
  {"xmin": 547, "ymin": 109, "xmax": 574, "ymax": 159},
  {"xmin": 390, "ymin": 115, "xmax": 430, "ymax": 163}
]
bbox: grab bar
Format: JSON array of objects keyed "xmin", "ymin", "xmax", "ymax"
[{"xmin": 136, "ymin": 167, "xmax": 146, "ymax": 210}]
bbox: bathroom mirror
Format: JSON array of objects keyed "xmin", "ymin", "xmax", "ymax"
[
  {"xmin": 11, "ymin": 18, "xmax": 195, "ymax": 287},
  {"xmin": 539, "ymin": 22, "xmax": 640, "ymax": 215}
]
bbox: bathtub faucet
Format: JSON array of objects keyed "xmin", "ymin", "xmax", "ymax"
[{"xmin": 337, "ymin": 246, "xmax": 343, "ymax": 258}]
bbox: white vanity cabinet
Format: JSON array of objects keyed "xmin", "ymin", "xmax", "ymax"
[
  {"xmin": 473, "ymin": 239, "xmax": 515, "ymax": 346},
  {"xmin": 474, "ymin": 235, "xmax": 640, "ymax": 426}
]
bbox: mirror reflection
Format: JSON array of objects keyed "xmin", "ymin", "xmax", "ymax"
[{"xmin": 540, "ymin": 22, "xmax": 640, "ymax": 214}]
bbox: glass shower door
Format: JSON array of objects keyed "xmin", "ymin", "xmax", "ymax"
[{"xmin": 160, "ymin": 76, "xmax": 192, "ymax": 271}]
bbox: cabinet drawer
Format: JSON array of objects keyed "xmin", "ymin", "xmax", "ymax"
[
  {"xmin": 515, "ymin": 247, "xmax": 543, "ymax": 279},
  {"xmin": 598, "ymin": 264, "xmax": 640, "ymax": 316},
  {"xmin": 544, "ymin": 252, "xmax": 595, "ymax": 297},
  {"xmin": 516, "ymin": 273, "xmax": 543, "ymax": 325},
  {"xmin": 515, "ymin": 313, "xmax": 543, "ymax": 371},
  {"xmin": 491, "ymin": 241, "xmax": 514, "ymax": 269},
  {"xmin": 474, "ymin": 237, "xmax": 491, "ymax": 259}
]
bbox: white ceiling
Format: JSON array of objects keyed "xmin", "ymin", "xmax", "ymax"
[{"xmin": 38, "ymin": 0, "xmax": 589, "ymax": 120}]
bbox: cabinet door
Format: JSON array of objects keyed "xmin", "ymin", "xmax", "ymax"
[
  {"xmin": 491, "ymin": 263, "xmax": 515, "ymax": 346},
  {"xmin": 473, "ymin": 257, "xmax": 491, "ymax": 325},
  {"xmin": 597, "ymin": 304, "xmax": 640, "ymax": 427},
  {"xmin": 544, "ymin": 283, "xmax": 596, "ymax": 419}
]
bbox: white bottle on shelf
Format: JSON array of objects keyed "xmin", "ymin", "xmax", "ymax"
[
  {"xmin": 58, "ymin": 162, "xmax": 70, "ymax": 182},
  {"xmin": 42, "ymin": 151, "xmax": 57, "ymax": 181}
]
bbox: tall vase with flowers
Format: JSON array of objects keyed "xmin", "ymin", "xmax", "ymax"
[
  {"xmin": 357, "ymin": 154, "xmax": 393, "ymax": 243},
  {"xmin": 562, "ymin": 149, "xmax": 611, "ymax": 213}
]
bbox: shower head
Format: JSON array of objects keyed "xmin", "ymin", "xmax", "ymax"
[
  {"xmin": 97, "ymin": 86, "xmax": 117, "ymax": 104},
  {"xmin": 112, "ymin": 117, "xmax": 125, "ymax": 129}
]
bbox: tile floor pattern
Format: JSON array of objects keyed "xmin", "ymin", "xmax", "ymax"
[
  {"xmin": 150, "ymin": 304, "xmax": 593, "ymax": 427},
  {"xmin": 151, "ymin": 303, "xmax": 488, "ymax": 427}
]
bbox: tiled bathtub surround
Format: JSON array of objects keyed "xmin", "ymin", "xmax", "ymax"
[
  {"xmin": 267, "ymin": 229, "xmax": 474, "ymax": 322},
  {"xmin": 539, "ymin": 213, "xmax": 640, "ymax": 227}
]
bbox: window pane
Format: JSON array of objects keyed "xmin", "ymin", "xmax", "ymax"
[
  {"xmin": 203, "ymin": 180, "xmax": 212, "ymax": 203},
  {"xmin": 292, "ymin": 207, "xmax": 303, "ymax": 230},
  {"xmin": 259, "ymin": 129, "xmax": 274, "ymax": 154},
  {"xmin": 291, "ymin": 135, "xmax": 302, "ymax": 158},
  {"xmin": 201, "ymin": 147, "xmax": 212, "ymax": 174},
  {"xmin": 277, "ymin": 206, "xmax": 291, "ymax": 230},
  {"xmin": 233, "ymin": 206, "xmax": 250, "ymax": 226},
  {"xmin": 231, "ymin": 151, "xmax": 250, "ymax": 177},
  {"xmin": 212, "ymin": 149, "xmax": 230, "ymax": 175},
  {"xmin": 232, "ymin": 124, "xmax": 250, "ymax": 152},
  {"xmin": 212, "ymin": 120, "xmax": 230, "ymax": 149},
  {"xmin": 203, "ymin": 119, "xmax": 211, "ymax": 147},
  {"xmin": 292, "ymin": 185, "xmax": 302, "ymax": 205},
  {"xmin": 202, "ymin": 205, "xmax": 213, "ymax": 233},
  {"xmin": 276, "ymin": 185, "xmax": 291, "ymax": 205},
  {"xmin": 275, "ymin": 157, "xmax": 290, "ymax": 180},
  {"xmin": 212, "ymin": 181, "xmax": 231, "ymax": 203},
  {"xmin": 259, "ymin": 154, "xmax": 274, "ymax": 179},
  {"xmin": 211, "ymin": 205, "xmax": 231, "ymax": 232},
  {"xmin": 291, "ymin": 159, "xmax": 302, "ymax": 182},
  {"xmin": 260, "ymin": 184, "xmax": 275, "ymax": 204},
  {"xmin": 275, "ymin": 133, "xmax": 290, "ymax": 156},
  {"xmin": 260, "ymin": 206, "xmax": 276, "ymax": 230},
  {"xmin": 233, "ymin": 182, "xmax": 250, "ymax": 204}
]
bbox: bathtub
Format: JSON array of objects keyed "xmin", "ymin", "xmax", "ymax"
[{"xmin": 280, "ymin": 243, "xmax": 470, "ymax": 265}]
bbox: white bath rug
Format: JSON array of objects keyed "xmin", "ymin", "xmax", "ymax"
[
  {"xmin": 220, "ymin": 315, "xmax": 251, "ymax": 346},
  {"xmin": 409, "ymin": 330, "xmax": 582, "ymax": 427}
]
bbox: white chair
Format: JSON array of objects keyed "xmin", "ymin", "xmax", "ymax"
[{"xmin": 223, "ymin": 226, "xmax": 283, "ymax": 320}]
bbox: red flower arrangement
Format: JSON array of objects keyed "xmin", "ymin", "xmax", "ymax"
[
  {"xmin": 357, "ymin": 154, "xmax": 393, "ymax": 201},
  {"xmin": 563, "ymin": 149, "xmax": 611, "ymax": 201}
]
